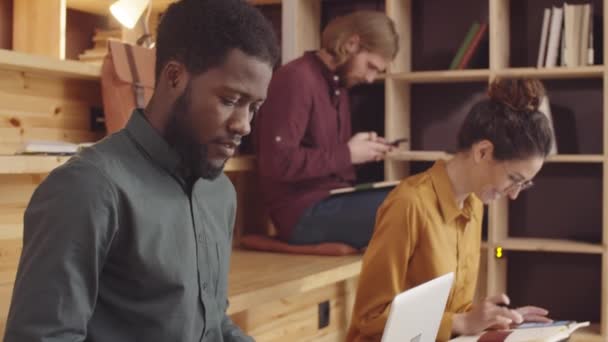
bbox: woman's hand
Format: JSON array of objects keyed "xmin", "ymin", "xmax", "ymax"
[
  {"xmin": 452, "ymin": 294, "xmax": 523, "ymax": 336},
  {"xmin": 514, "ymin": 305, "xmax": 551, "ymax": 324}
]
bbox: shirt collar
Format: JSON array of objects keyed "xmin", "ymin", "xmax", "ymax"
[
  {"xmin": 306, "ymin": 51, "xmax": 343, "ymax": 94},
  {"xmin": 125, "ymin": 109, "xmax": 182, "ymax": 179},
  {"xmin": 429, "ymin": 159, "xmax": 478, "ymax": 223}
]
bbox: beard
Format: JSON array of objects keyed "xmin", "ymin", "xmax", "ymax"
[
  {"xmin": 165, "ymin": 83, "xmax": 225, "ymax": 182},
  {"xmin": 335, "ymin": 56, "xmax": 357, "ymax": 88}
]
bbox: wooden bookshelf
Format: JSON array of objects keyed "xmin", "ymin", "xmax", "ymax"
[
  {"xmin": 0, "ymin": 48, "xmax": 101, "ymax": 80},
  {"xmin": 382, "ymin": 0, "xmax": 608, "ymax": 339},
  {"xmin": 497, "ymin": 237, "xmax": 605, "ymax": 255},
  {"xmin": 0, "ymin": 155, "xmax": 256, "ymax": 174}
]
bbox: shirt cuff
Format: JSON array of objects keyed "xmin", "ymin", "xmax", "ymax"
[{"xmin": 333, "ymin": 143, "xmax": 352, "ymax": 172}]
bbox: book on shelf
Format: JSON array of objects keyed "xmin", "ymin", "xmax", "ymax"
[
  {"xmin": 536, "ymin": 8, "xmax": 551, "ymax": 68},
  {"xmin": 449, "ymin": 320, "xmax": 590, "ymax": 342},
  {"xmin": 18, "ymin": 140, "xmax": 94, "ymax": 155},
  {"xmin": 449, "ymin": 21, "xmax": 480, "ymax": 70},
  {"xmin": 538, "ymin": 95, "xmax": 558, "ymax": 156},
  {"xmin": 545, "ymin": 6, "xmax": 563, "ymax": 67},
  {"xmin": 538, "ymin": 2, "xmax": 595, "ymax": 68},
  {"xmin": 457, "ymin": 22, "xmax": 488, "ymax": 70}
]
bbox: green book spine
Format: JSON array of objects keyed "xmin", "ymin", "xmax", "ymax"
[{"xmin": 449, "ymin": 21, "xmax": 480, "ymax": 69}]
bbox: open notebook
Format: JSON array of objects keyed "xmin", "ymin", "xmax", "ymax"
[{"xmin": 449, "ymin": 321, "xmax": 590, "ymax": 342}]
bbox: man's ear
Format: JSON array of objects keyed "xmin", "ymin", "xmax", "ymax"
[
  {"xmin": 160, "ymin": 61, "xmax": 190, "ymax": 93},
  {"xmin": 344, "ymin": 34, "xmax": 361, "ymax": 54},
  {"xmin": 472, "ymin": 140, "xmax": 495, "ymax": 164}
]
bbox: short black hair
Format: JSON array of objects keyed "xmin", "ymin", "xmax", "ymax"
[
  {"xmin": 457, "ymin": 78, "xmax": 554, "ymax": 161},
  {"xmin": 155, "ymin": 0, "xmax": 280, "ymax": 81}
]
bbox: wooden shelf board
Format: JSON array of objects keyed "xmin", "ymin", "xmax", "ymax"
[
  {"xmin": 494, "ymin": 66, "xmax": 605, "ymax": 79},
  {"xmin": 388, "ymin": 150, "xmax": 452, "ymax": 162},
  {"xmin": 67, "ymin": 0, "xmax": 280, "ymax": 15},
  {"xmin": 389, "ymin": 69, "xmax": 490, "ymax": 83},
  {"xmin": 0, "ymin": 49, "xmax": 101, "ymax": 80},
  {"xmin": 546, "ymin": 154, "xmax": 605, "ymax": 163},
  {"xmin": 0, "ymin": 155, "xmax": 70, "ymax": 174},
  {"xmin": 0, "ymin": 154, "xmax": 256, "ymax": 174},
  {"xmin": 570, "ymin": 323, "xmax": 602, "ymax": 342},
  {"xmin": 227, "ymin": 250, "xmax": 361, "ymax": 314},
  {"xmin": 498, "ymin": 237, "xmax": 604, "ymax": 255},
  {"xmin": 389, "ymin": 151, "xmax": 604, "ymax": 164}
]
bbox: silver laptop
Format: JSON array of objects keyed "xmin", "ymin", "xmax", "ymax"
[{"xmin": 381, "ymin": 272, "xmax": 455, "ymax": 342}]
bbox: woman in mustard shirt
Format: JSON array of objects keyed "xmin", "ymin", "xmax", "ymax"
[{"xmin": 347, "ymin": 78, "xmax": 554, "ymax": 342}]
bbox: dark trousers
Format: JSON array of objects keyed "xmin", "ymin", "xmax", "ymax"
[{"xmin": 288, "ymin": 188, "xmax": 391, "ymax": 249}]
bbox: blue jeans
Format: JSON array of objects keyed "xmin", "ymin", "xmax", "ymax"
[{"xmin": 288, "ymin": 188, "xmax": 391, "ymax": 249}]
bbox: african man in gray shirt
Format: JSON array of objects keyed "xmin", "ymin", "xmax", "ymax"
[{"xmin": 4, "ymin": 0, "xmax": 279, "ymax": 341}]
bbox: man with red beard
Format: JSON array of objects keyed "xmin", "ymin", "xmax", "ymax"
[
  {"xmin": 5, "ymin": 1, "xmax": 279, "ymax": 341},
  {"xmin": 255, "ymin": 11, "xmax": 400, "ymax": 250}
]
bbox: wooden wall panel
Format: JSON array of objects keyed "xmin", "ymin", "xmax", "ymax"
[
  {"xmin": 0, "ymin": 69, "xmax": 102, "ymax": 154},
  {"xmin": 231, "ymin": 278, "xmax": 357, "ymax": 342}
]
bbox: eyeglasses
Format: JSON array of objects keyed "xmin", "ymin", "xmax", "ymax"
[{"xmin": 501, "ymin": 163, "xmax": 534, "ymax": 193}]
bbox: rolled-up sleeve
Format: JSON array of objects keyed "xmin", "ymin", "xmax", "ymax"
[{"xmin": 4, "ymin": 160, "xmax": 119, "ymax": 342}]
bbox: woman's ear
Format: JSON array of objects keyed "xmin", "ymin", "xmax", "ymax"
[{"xmin": 472, "ymin": 140, "xmax": 495, "ymax": 164}]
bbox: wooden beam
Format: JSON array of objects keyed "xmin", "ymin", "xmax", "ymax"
[
  {"xmin": 282, "ymin": 0, "xmax": 320, "ymax": 65},
  {"xmin": 13, "ymin": 0, "xmax": 66, "ymax": 59}
]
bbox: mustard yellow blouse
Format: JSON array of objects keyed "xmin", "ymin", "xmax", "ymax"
[{"xmin": 347, "ymin": 160, "xmax": 484, "ymax": 342}]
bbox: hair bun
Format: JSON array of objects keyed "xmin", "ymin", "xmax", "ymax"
[{"xmin": 488, "ymin": 78, "xmax": 545, "ymax": 113}]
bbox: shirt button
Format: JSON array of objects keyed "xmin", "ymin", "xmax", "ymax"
[
  {"xmin": 203, "ymin": 282, "xmax": 208, "ymax": 290},
  {"xmin": 275, "ymin": 136, "xmax": 282, "ymax": 142},
  {"xmin": 333, "ymin": 75, "xmax": 339, "ymax": 82},
  {"xmin": 334, "ymin": 89, "xmax": 341, "ymax": 96}
]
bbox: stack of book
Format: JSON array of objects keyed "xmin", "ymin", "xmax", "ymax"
[
  {"xmin": 78, "ymin": 29, "xmax": 122, "ymax": 65},
  {"xmin": 537, "ymin": 3, "xmax": 595, "ymax": 68}
]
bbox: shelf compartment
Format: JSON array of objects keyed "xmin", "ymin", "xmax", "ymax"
[
  {"xmin": 411, "ymin": 0, "xmax": 489, "ymax": 71},
  {"xmin": 509, "ymin": 0, "xmax": 603, "ymax": 68},
  {"xmin": 507, "ymin": 252, "xmax": 602, "ymax": 323},
  {"xmin": 509, "ymin": 163, "xmax": 603, "ymax": 244}
]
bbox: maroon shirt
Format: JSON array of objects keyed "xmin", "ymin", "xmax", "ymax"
[{"xmin": 254, "ymin": 51, "xmax": 356, "ymax": 241}]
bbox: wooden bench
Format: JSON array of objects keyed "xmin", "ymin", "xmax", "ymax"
[{"xmin": 228, "ymin": 250, "xmax": 362, "ymax": 341}]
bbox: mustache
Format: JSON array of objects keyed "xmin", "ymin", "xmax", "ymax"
[{"xmin": 209, "ymin": 136, "xmax": 242, "ymax": 148}]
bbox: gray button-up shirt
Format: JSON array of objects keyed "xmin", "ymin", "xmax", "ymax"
[{"xmin": 5, "ymin": 111, "xmax": 252, "ymax": 342}]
